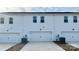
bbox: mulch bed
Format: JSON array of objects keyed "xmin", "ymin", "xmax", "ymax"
[
  {"xmin": 54, "ymin": 41, "xmax": 79, "ymax": 51},
  {"xmin": 6, "ymin": 42, "xmax": 28, "ymax": 51}
]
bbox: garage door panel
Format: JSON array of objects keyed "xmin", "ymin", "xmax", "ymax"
[
  {"xmin": 0, "ymin": 33, "xmax": 20, "ymax": 43},
  {"xmin": 0, "ymin": 37, "xmax": 8, "ymax": 42},
  {"xmin": 40, "ymin": 33, "xmax": 52, "ymax": 40},
  {"xmin": 30, "ymin": 31, "xmax": 52, "ymax": 41},
  {"xmin": 62, "ymin": 31, "xmax": 79, "ymax": 42},
  {"xmin": 0, "ymin": 33, "xmax": 19, "ymax": 36},
  {"xmin": 30, "ymin": 33, "xmax": 40, "ymax": 41}
]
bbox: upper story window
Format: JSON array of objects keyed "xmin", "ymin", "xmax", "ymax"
[
  {"xmin": 33, "ymin": 16, "xmax": 37, "ymax": 23},
  {"xmin": 40, "ymin": 16, "xmax": 44, "ymax": 23},
  {"xmin": 9, "ymin": 17, "xmax": 13, "ymax": 24},
  {"xmin": 64, "ymin": 16, "xmax": 68, "ymax": 23},
  {"xmin": 0, "ymin": 17, "xmax": 4, "ymax": 24},
  {"xmin": 73, "ymin": 16, "xmax": 77, "ymax": 23}
]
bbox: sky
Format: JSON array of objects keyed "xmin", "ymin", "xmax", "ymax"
[{"xmin": 0, "ymin": 7, "xmax": 79, "ymax": 12}]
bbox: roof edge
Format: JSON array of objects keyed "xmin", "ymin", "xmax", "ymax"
[{"xmin": 0, "ymin": 12, "xmax": 79, "ymax": 14}]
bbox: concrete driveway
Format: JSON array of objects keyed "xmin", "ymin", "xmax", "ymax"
[{"xmin": 21, "ymin": 42, "xmax": 64, "ymax": 51}]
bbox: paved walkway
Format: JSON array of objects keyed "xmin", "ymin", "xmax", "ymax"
[
  {"xmin": 0, "ymin": 43, "xmax": 17, "ymax": 51},
  {"xmin": 21, "ymin": 42, "xmax": 64, "ymax": 51}
]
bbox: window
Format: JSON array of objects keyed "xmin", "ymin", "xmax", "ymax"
[
  {"xmin": 0, "ymin": 17, "xmax": 4, "ymax": 24},
  {"xmin": 64, "ymin": 16, "xmax": 68, "ymax": 23},
  {"xmin": 9, "ymin": 17, "xmax": 13, "ymax": 24},
  {"xmin": 33, "ymin": 16, "xmax": 37, "ymax": 23},
  {"xmin": 40, "ymin": 16, "xmax": 44, "ymax": 23},
  {"xmin": 73, "ymin": 16, "xmax": 77, "ymax": 23}
]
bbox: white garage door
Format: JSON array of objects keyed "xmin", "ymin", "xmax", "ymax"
[
  {"xmin": 62, "ymin": 31, "xmax": 79, "ymax": 42},
  {"xmin": 0, "ymin": 33, "xmax": 21, "ymax": 43},
  {"xmin": 29, "ymin": 31, "xmax": 52, "ymax": 41}
]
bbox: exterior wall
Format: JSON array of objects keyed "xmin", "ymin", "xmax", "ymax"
[
  {"xmin": 0, "ymin": 13, "xmax": 79, "ymax": 42},
  {"xmin": 0, "ymin": 14, "xmax": 23, "ymax": 34},
  {"xmin": 54, "ymin": 14, "xmax": 79, "ymax": 42},
  {"xmin": 54, "ymin": 14, "xmax": 79, "ymax": 33},
  {"xmin": 23, "ymin": 14, "xmax": 54, "ymax": 41},
  {"xmin": 0, "ymin": 14, "xmax": 23, "ymax": 43}
]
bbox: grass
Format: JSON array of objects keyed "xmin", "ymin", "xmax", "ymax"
[
  {"xmin": 54, "ymin": 41, "xmax": 79, "ymax": 51},
  {"xmin": 6, "ymin": 42, "xmax": 28, "ymax": 51}
]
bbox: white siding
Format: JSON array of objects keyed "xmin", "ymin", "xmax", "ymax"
[{"xmin": 0, "ymin": 13, "xmax": 79, "ymax": 42}]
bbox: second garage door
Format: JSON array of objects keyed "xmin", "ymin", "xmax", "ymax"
[
  {"xmin": 62, "ymin": 31, "xmax": 79, "ymax": 42},
  {"xmin": 29, "ymin": 31, "xmax": 52, "ymax": 41},
  {"xmin": 0, "ymin": 33, "xmax": 21, "ymax": 43}
]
